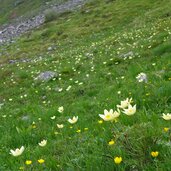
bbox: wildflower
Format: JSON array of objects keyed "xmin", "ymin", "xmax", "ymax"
[
  {"xmin": 32, "ymin": 121, "xmax": 36, "ymax": 129},
  {"xmin": 98, "ymin": 120, "xmax": 103, "ymax": 124},
  {"xmin": 68, "ymin": 116, "xmax": 78, "ymax": 124},
  {"xmin": 164, "ymin": 127, "xmax": 169, "ymax": 132},
  {"xmin": 151, "ymin": 151, "xmax": 159, "ymax": 158},
  {"xmin": 114, "ymin": 157, "xmax": 122, "ymax": 164},
  {"xmin": 117, "ymin": 98, "xmax": 132, "ymax": 109},
  {"xmin": 99, "ymin": 109, "xmax": 120, "ymax": 121},
  {"xmin": 66, "ymin": 85, "xmax": 72, "ymax": 91},
  {"xmin": 108, "ymin": 140, "xmax": 115, "ymax": 146},
  {"xmin": 38, "ymin": 159, "xmax": 45, "ymax": 164},
  {"xmin": 38, "ymin": 140, "xmax": 47, "ymax": 147},
  {"xmin": 162, "ymin": 113, "xmax": 171, "ymax": 120},
  {"xmin": 57, "ymin": 124, "xmax": 64, "ymax": 128},
  {"xmin": 19, "ymin": 167, "xmax": 24, "ymax": 170},
  {"xmin": 136, "ymin": 73, "xmax": 147, "ymax": 83},
  {"xmin": 76, "ymin": 129, "xmax": 81, "ymax": 133},
  {"xmin": 50, "ymin": 116, "xmax": 56, "ymax": 120},
  {"xmin": 10, "ymin": 146, "xmax": 24, "ymax": 157},
  {"xmin": 58, "ymin": 106, "xmax": 64, "ymax": 113},
  {"xmin": 117, "ymin": 91, "xmax": 121, "ymax": 95},
  {"xmin": 25, "ymin": 160, "xmax": 32, "ymax": 165},
  {"xmin": 123, "ymin": 104, "xmax": 136, "ymax": 116}
]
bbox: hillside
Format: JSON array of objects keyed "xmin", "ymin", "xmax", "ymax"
[
  {"xmin": 0, "ymin": 0, "xmax": 66, "ymax": 25},
  {"xmin": 0, "ymin": 0, "xmax": 171, "ymax": 170}
]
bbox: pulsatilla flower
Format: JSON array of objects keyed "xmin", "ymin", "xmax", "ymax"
[
  {"xmin": 162, "ymin": 113, "xmax": 171, "ymax": 120},
  {"xmin": 10, "ymin": 146, "xmax": 24, "ymax": 157},
  {"xmin": 117, "ymin": 98, "xmax": 132, "ymax": 109},
  {"xmin": 68, "ymin": 116, "xmax": 78, "ymax": 124},
  {"xmin": 38, "ymin": 140, "xmax": 47, "ymax": 147},
  {"xmin": 99, "ymin": 109, "xmax": 120, "ymax": 121},
  {"xmin": 123, "ymin": 104, "xmax": 136, "ymax": 116}
]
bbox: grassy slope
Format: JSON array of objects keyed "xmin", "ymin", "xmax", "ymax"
[
  {"xmin": 0, "ymin": 0, "xmax": 66, "ymax": 25},
  {"xmin": 0, "ymin": 0, "xmax": 171, "ymax": 170}
]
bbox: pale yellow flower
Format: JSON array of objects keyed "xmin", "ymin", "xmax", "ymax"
[
  {"xmin": 10, "ymin": 146, "xmax": 24, "ymax": 157},
  {"xmin": 58, "ymin": 106, "xmax": 64, "ymax": 113},
  {"xmin": 50, "ymin": 116, "xmax": 56, "ymax": 120},
  {"xmin": 38, "ymin": 140, "xmax": 47, "ymax": 147},
  {"xmin": 68, "ymin": 116, "xmax": 78, "ymax": 124},
  {"xmin": 99, "ymin": 109, "xmax": 120, "ymax": 121},
  {"xmin": 123, "ymin": 104, "xmax": 136, "ymax": 116},
  {"xmin": 162, "ymin": 113, "xmax": 171, "ymax": 120},
  {"xmin": 57, "ymin": 124, "xmax": 64, "ymax": 128},
  {"xmin": 117, "ymin": 98, "xmax": 132, "ymax": 109}
]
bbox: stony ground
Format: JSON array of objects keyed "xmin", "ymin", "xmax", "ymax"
[{"xmin": 0, "ymin": 0, "xmax": 87, "ymax": 44}]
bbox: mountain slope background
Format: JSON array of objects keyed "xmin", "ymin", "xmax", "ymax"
[
  {"xmin": 0, "ymin": 0, "xmax": 171, "ymax": 170},
  {"xmin": 0, "ymin": 0, "xmax": 66, "ymax": 25}
]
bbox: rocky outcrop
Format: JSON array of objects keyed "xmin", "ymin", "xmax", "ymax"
[{"xmin": 0, "ymin": 0, "xmax": 87, "ymax": 45}]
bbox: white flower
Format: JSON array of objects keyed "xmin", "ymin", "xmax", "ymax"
[
  {"xmin": 57, "ymin": 124, "xmax": 64, "ymax": 128},
  {"xmin": 58, "ymin": 106, "xmax": 64, "ymax": 113},
  {"xmin": 123, "ymin": 104, "xmax": 136, "ymax": 116},
  {"xmin": 68, "ymin": 116, "xmax": 78, "ymax": 124},
  {"xmin": 162, "ymin": 113, "xmax": 171, "ymax": 120},
  {"xmin": 38, "ymin": 140, "xmax": 47, "ymax": 147},
  {"xmin": 10, "ymin": 146, "xmax": 24, "ymax": 157},
  {"xmin": 117, "ymin": 98, "xmax": 132, "ymax": 109},
  {"xmin": 136, "ymin": 73, "xmax": 147, "ymax": 83},
  {"xmin": 99, "ymin": 109, "xmax": 120, "ymax": 121},
  {"xmin": 50, "ymin": 116, "xmax": 56, "ymax": 120},
  {"xmin": 66, "ymin": 86, "xmax": 72, "ymax": 91}
]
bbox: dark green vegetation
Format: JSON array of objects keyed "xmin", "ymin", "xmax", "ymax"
[{"xmin": 0, "ymin": 0, "xmax": 171, "ymax": 170}]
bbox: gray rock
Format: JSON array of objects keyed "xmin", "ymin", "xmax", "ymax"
[
  {"xmin": 35, "ymin": 71, "xmax": 58, "ymax": 82},
  {"xmin": 120, "ymin": 51, "xmax": 134, "ymax": 58}
]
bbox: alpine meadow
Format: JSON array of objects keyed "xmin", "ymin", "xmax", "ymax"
[{"xmin": 0, "ymin": 0, "xmax": 171, "ymax": 170}]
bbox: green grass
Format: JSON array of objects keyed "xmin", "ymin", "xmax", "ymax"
[{"xmin": 0, "ymin": 0, "xmax": 171, "ymax": 170}]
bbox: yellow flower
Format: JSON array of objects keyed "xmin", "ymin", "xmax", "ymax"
[
  {"xmin": 84, "ymin": 128, "xmax": 88, "ymax": 131},
  {"xmin": 38, "ymin": 159, "xmax": 45, "ymax": 164},
  {"xmin": 76, "ymin": 129, "xmax": 81, "ymax": 133},
  {"xmin": 19, "ymin": 167, "xmax": 24, "ymax": 170},
  {"xmin": 98, "ymin": 120, "xmax": 103, "ymax": 124},
  {"xmin": 108, "ymin": 140, "xmax": 115, "ymax": 146},
  {"xmin": 25, "ymin": 160, "xmax": 32, "ymax": 165},
  {"xmin": 151, "ymin": 151, "xmax": 159, "ymax": 158},
  {"xmin": 114, "ymin": 157, "xmax": 122, "ymax": 164},
  {"xmin": 164, "ymin": 127, "xmax": 169, "ymax": 132}
]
